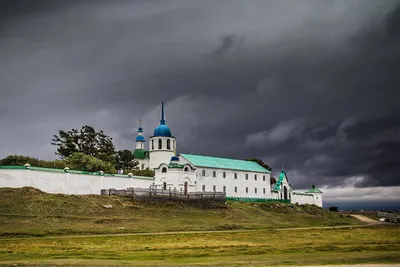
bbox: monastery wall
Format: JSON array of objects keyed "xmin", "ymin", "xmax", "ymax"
[{"xmin": 0, "ymin": 167, "xmax": 153, "ymax": 195}]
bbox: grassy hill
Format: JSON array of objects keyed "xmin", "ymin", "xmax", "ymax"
[{"xmin": 0, "ymin": 187, "xmax": 359, "ymax": 237}]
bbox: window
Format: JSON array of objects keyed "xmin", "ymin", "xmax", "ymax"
[
  {"xmin": 245, "ymin": 174, "xmax": 248, "ymax": 180},
  {"xmin": 263, "ymin": 188, "xmax": 266, "ymax": 194},
  {"xmin": 152, "ymin": 139, "xmax": 154, "ymax": 150},
  {"xmin": 202, "ymin": 170, "xmax": 206, "ymax": 176},
  {"xmin": 263, "ymin": 175, "xmax": 266, "ymax": 181},
  {"xmin": 162, "ymin": 167, "xmax": 167, "ymax": 173},
  {"xmin": 141, "ymin": 163, "xmax": 145, "ymax": 170},
  {"xmin": 223, "ymin": 186, "xmax": 226, "ymax": 193},
  {"xmin": 184, "ymin": 167, "xmax": 189, "ymax": 172},
  {"xmin": 202, "ymin": 185, "xmax": 205, "ymax": 191},
  {"xmin": 255, "ymin": 188, "xmax": 257, "ymax": 194},
  {"xmin": 254, "ymin": 174, "xmax": 257, "ymax": 181},
  {"xmin": 158, "ymin": 138, "xmax": 162, "ymax": 149},
  {"xmin": 163, "ymin": 182, "xmax": 167, "ymax": 190},
  {"xmin": 223, "ymin": 172, "xmax": 226, "ymax": 178},
  {"xmin": 234, "ymin": 173, "xmax": 237, "ymax": 179},
  {"xmin": 167, "ymin": 139, "xmax": 171, "ymax": 149},
  {"xmin": 234, "ymin": 186, "xmax": 237, "ymax": 193},
  {"xmin": 246, "ymin": 187, "xmax": 248, "ymax": 193},
  {"xmin": 213, "ymin": 185, "xmax": 216, "ymax": 192},
  {"xmin": 213, "ymin": 171, "xmax": 216, "ymax": 177}
]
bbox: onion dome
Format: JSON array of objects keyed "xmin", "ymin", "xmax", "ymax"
[
  {"xmin": 171, "ymin": 156, "xmax": 179, "ymax": 162},
  {"xmin": 135, "ymin": 135, "xmax": 145, "ymax": 142},
  {"xmin": 153, "ymin": 101, "xmax": 172, "ymax": 137}
]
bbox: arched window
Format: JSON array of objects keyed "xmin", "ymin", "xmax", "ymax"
[
  {"xmin": 167, "ymin": 139, "xmax": 171, "ymax": 149},
  {"xmin": 152, "ymin": 139, "xmax": 154, "ymax": 150},
  {"xmin": 162, "ymin": 167, "xmax": 167, "ymax": 173},
  {"xmin": 158, "ymin": 138, "xmax": 162, "ymax": 149},
  {"xmin": 202, "ymin": 170, "xmax": 206, "ymax": 176},
  {"xmin": 163, "ymin": 182, "xmax": 167, "ymax": 190},
  {"xmin": 141, "ymin": 163, "xmax": 144, "ymax": 170},
  {"xmin": 184, "ymin": 167, "xmax": 189, "ymax": 172}
]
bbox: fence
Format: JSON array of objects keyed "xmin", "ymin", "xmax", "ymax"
[{"xmin": 101, "ymin": 187, "xmax": 226, "ymax": 202}]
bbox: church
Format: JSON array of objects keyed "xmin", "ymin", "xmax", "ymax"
[{"xmin": 132, "ymin": 101, "xmax": 323, "ymax": 207}]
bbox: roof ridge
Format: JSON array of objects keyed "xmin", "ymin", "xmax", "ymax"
[{"xmin": 180, "ymin": 153, "xmax": 254, "ymax": 162}]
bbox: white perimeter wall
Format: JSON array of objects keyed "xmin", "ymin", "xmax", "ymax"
[
  {"xmin": 0, "ymin": 169, "xmax": 154, "ymax": 195},
  {"xmin": 292, "ymin": 194, "xmax": 316, "ymax": 206}
]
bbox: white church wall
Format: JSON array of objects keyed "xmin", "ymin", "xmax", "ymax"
[
  {"xmin": 292, "ymin": 193, "xmax": 316, "ymax": 206},
  {"xmin": 148, "ymin": 136, "xmax": 176, "ymax": 169},
  {"xmin": 0, "ymin": 168, "xmax": 154, "ymax": 195},
  {"xmin": 194, "ymin": 167, "xmax": 271, "ymax": 198},
  {"xmin": 313, "ymin": 193, "xmax": 323, "ymax": 207},
  {"xmin": 154, "ymin": 166, "xmax": 196, "ymax": 193},
  {"xmin": 137, "ymin": 159, "xmax": 150, "ymax": 170}
]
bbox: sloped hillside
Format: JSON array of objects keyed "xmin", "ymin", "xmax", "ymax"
[{"xmin": 0, "ymin": 187, "xmax": 359, "ymax": 236}]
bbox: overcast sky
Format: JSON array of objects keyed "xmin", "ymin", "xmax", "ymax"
[{"xmin": 1, "ymin": 0, "xmax": 399, "ymax": 205}]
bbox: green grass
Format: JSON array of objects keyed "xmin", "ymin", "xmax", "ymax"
[
  {"xmin": 0, "ymin": 187, "xmax": 359, "ymax": 237},
  {"xmin": 0, "ymin": 187, "xmax": 399, "ymax": 266},
  {"xmin": 0, "ymin": 226, "xmax": 399, "ymax": 266}
]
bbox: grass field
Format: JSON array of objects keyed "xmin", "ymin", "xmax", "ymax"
[
  {"xmin": 0, "ymin": 187, "xmax": 359, "ymax": 237},
  {"xmin": 0, "ymin": 187, "xmax": 399, "ymax": 266},
  {"xmin": 0, "ymin": 226, "xmax": 399, "ymax": 266}
]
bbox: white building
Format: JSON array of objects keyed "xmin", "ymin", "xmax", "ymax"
[
  {"xmin": 0, "ymin": 100, "xmax": 322, "ymax": 207},
  {"xmin": 132, "ymin": 101, "xmax": 323, "ymax": 207}
]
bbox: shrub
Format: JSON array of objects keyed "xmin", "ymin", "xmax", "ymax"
[
  {"xmin": 125, "ymin": 168, "xmax": 155, "ymax": 177},
  {"xmin": 0, "ymin": 155, "xmax": 67, "ymax": 169},
  {"xmin": 65, "ymin": 152, "xmax": 116, "ymax": 173}
]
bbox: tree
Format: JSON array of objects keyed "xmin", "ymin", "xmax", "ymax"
[
  {"xmin": 116, "ymin": 149, "xmax": 138, "ymax": 171},
  {"xmin": 270, "ymin": 176, "xmax": 277, "ymax": 185},
  {"xmin": 51, "ymin": 125, "xmax": 116, "ymax": 163},
  {"xmin": 65, "ymin": 152, "xmax": 116, "ymax": 173},
  {"xmin": 245, "ymin": 158, "xmax": 272, "ymax": 171}
]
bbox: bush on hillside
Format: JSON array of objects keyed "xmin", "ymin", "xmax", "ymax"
[
  {"xmin": 125, "ymin": 168, "xmax": 155, "ymax": 177},
  {"xmin": 65, "ymin": 152, "xmax": 116, "ymax": 173},
  {"xmin": 0, "ymin": 155, "xmax": 67, "ymax": 169}
]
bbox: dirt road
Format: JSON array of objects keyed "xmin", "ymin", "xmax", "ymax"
[
  {"xmin": 350, "ymin": 214, "xmax": 383, "ymax": 224},
  {"xmin": 306, "ymin": 265, "xmax": 400, "ymax": 267}
]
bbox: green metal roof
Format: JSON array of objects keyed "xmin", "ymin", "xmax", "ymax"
[
  {"xmin": 306, "ymin": 185, "xmax": 323, "ymax": 193},
  {"xmin": 167, "ymin": 163, "xmax": 186, "ymax": 169},
  {"xmin": 132, "ymin": 149, "xmax": 149, "ymax": 160},
  {"xmin": 273, "ymin": 170, "xmax": 285, "ymax": 190},
  {"xmin": 179, "ymin": 153, "xmax": 271, "ymax": 173}
]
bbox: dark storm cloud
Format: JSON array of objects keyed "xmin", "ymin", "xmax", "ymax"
[{"xmin": 0, "ymin": 0, "xmax": 399, "ymax": 195}]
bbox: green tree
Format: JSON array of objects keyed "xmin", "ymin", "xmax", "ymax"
[
  {"xmin": 65, "ymin": 152, "xmax": 116, "ymax": 173},
  {"xmin": 116, "ymin": 149, "xmax": 138, "ymax": 171},
  {"xmin": 51, "ymin": 125, "xmax": 116, "ymax": 163},
  {"xmin": 270, "ymin": 176, "xmax": 277, "ymax": 186}
]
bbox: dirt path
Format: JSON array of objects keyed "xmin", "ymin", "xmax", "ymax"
[
  {"xmin": 350, "ymin": 214, "xmax": 382, "ymax": 224},
  {"xmin": 306, "ymin": 265, "xmax": 400, "ymax": 267},
  {"xmin": 1, "ymin": 223, "xmax": 383, "ymax": 241}
]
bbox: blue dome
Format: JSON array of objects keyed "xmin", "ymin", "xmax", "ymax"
[
  {"xmin": 171, "ymin": 156, "xmax": 179, "ymax": 162},
  {"xmin": 153, "ymin": 124, "xmax": 172, "ymax": 137},
  {"xmin": 135, "ymin": 135, "xmax": 145, "ymax": 142}
]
